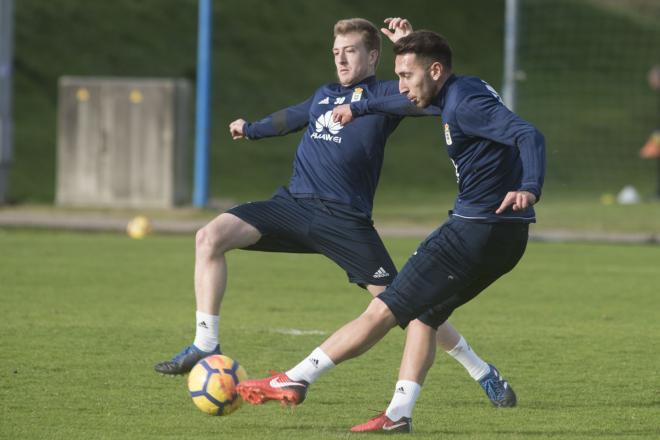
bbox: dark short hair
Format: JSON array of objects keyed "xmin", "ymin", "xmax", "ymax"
[{"xmin": 393, "ymin": 30, "xmax": 452, "ymax": 70}]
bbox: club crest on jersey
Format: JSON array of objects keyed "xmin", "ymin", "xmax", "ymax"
[
  {"xmin": 351, "ymin": 87, "xmax": 363, "ymax": 102},
  {"xmin": 444, "ymin": 123, "xmax": 453, "ymax": 146}
]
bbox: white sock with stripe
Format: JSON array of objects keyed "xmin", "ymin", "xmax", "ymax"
[
  {"xmin": 385, "ymin": 380, "xmax": 421, "ymax": 421},
  {"xmin": 286, "ymin": 347, "xmax": 335, "ymax": 383}
]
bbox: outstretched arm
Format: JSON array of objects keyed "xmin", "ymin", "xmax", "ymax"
[
  {"xmin": 333, "ymin": 94, "xmax": 442, "ymax": 125},
  {"xmin": 228, "ymin": 96, "xmax": 312, "ymax": 141},
  {"xmin": 229, "ymin": 119, "xmax": 249, "ymax": 140}
]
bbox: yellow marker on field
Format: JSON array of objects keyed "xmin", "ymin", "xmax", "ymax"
[
  {"xmin": 129, "ymin": 89, "xmax": 143, "ymax": 104},
  {"xmin": 600, "ymin": 193, "xmax": 615, "ymax": 205},
  {"xmin": 76, "ymin": 88, "xmax": 90, "ymax": 102}
]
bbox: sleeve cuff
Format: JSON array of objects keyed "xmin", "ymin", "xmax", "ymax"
[
  {"xmin": 350, "ymin": 101, "xmax": 367, "ymax": 116},
  {"xmin": 519, "ymin": 185, "xmax": 541, "ymax": 201}
]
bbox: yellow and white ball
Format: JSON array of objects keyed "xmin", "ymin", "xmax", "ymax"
[
  {"xmin": 126, "ymin": 216, "xmax": 152, "ymax": 239},
  {"xmin": 188, "ymin": 355, "xmax": 248, "ymax": 416}
]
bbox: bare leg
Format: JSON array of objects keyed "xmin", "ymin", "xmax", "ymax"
[
  {"xmin": 375, "ymin": 316, "xmax": 486, "ymax": 426},
  {"xmin": 395, "ymin": 321, "xmax": 483, "ymax": 387},
  {"xmin": 366, "ymin": 284, "xmax": 462, "ymax": 385},
  {"xmin": 436, "ymin": 321, "xmax": 461, "ymax": 351},
  {"xmin": 366, "ymin": 284, "xmax": 387, "ymax": 296},
  {"xmin": 320, "ymin": 298, "xmax": 397, "ymax": 364},
  {"xmin": 194, "ymin": 213, "xmax": 261, "ymax": 314},
  {"xmin": 397, "ymin": 320, "xmax": 437, "ymax": 384},
  {"xmin": 154, "ymin": 213, "xmax": 262, "ymax": 373}
]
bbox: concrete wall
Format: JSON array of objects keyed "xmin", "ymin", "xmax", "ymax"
[{"xmin": 56, "ymin": 77, "xmax": 190, "ymax": 208}]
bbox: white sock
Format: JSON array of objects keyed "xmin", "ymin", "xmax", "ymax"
[
  {"xmin": 446, "ymin": 336, "xmax": 490, "ymax": 380},
  {"xmin": 193, "ymin": 311, "xmax": 219, "ymax": 352},
  {"xmin": 385, "ymin": 380, "xmax": 421, "ymax": 421},
  {"xmin": 286, "ymin": 347, "xmax": 335, "ymax": 384}
]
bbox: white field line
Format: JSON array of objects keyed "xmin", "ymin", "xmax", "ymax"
[{"xmin": 270, "ymin": 328, "xmax": 328, "ymax": 336}]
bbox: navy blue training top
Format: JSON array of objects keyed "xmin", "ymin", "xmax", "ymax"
[
  {"xmin": 244, "ymin": 76, "xmax": 402, "ymax": 217},
  {"xmin": 350, "ymin": 74, "xmax": 546, "ymax": 223}
]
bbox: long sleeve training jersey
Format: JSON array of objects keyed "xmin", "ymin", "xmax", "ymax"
[
  {"xmin": 244, "ymin": 76, "xmax": 403, "ymax": 217},
  {"xmin": 350, "ymin": 74, "xmax": 546, "ymax": 223}
]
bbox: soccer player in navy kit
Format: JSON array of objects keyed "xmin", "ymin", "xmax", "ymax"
[
  {"xmin": 237, "ymin": 30, "xmax": 545, "ymax": 433},
  {"xmin": 155, "ymin": 19, "xmax": 514, "ymax": 409}
]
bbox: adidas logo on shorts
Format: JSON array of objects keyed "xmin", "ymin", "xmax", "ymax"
[{"xmin": 372, "ymin": 267, "xmax": 390, "ymax": 279}]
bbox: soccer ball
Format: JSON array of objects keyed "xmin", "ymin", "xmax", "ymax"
[
  {"xmin": 126, "ymin": 215, "xmax": 152, "ymax": 239},
  {"xmin": 187, "ymin": 354, "xmax": 248, "ymax": 416}
]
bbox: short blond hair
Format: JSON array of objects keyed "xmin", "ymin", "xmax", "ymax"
[{"xmin": 333, "ymin": 18, "xmax": 382, "ymax": 54}]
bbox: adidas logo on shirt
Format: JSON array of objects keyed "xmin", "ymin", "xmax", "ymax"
[
  {"xmin": 318, "ymin": 97, "xmax": 330, "ymax": 105},
  {"xmin": 372, "ymin": 267, "xmax": 390, "ymax": 279}
]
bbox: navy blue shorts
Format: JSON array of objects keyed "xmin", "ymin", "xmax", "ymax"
[
  {"xmin": 226, "ymin": 187, "xmax": 397, "ymax": 287},
  {"xmin": 378, "ymin": 217, "xmax": 528, "ymax": 329}
]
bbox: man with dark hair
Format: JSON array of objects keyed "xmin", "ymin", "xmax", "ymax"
[
  {"xmin": 155, "ymin": 20, "xmax": 513, "ymax": 412},
  {"xmin": 237, "ymin": 29, "xmax": 545, "ymax": 433}
]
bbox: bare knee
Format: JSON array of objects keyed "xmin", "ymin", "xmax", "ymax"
[
  {"xmin": 362, "ymin": 298, "xmax": 397, "ymax": 328},
  {"xmin": 408, "ymin": 318, "xmax": 435, "ymax": 336},
  {"xmin": 195, "ymin": 216, "xmax": 234, "ymax": 258},
  {"xmin": 196, "ymin": 214, "xmax": 260, "ymax": 259},
  {"xmin": 196, "ymin": 226, "xmax": 224, "ymax": 260}
]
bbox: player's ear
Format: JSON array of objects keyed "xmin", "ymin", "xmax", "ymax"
[
  {"xmin": 429, "ymin": 62, "xmax": 443, "ymax": 81},
  {"xmin": 369, "ymin": 49, "xmax": 379, "ymax": 68}
]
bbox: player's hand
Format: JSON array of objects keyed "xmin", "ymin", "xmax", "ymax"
[
  {"xmin": 332, "ymin": 104, "xmax": 354, "ymax": 125},
  {"xmin": 495, "ymin": 191, "xmax": 537, "ymax": 214},
  {"xmin": 381, "ymin": 17, "xmax": 413, "ymax": 43},
  {"xmin": 229, "ymin": 119, "xmax": 247, "ymax": 140}
]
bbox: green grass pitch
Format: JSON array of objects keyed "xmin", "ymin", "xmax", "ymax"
[{"xmin": 1, "ymin": 229, "xmax": 658, "ymax": 439}]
